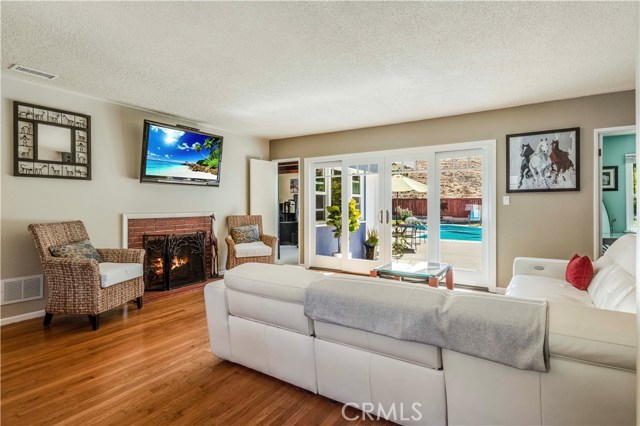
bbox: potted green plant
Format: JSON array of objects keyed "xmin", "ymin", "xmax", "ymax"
[
  {"xmin": 363, "ymin": 227, "xmax": 379, "ymax": 260},
  {"xmin": 326, "ymin": 198, "xmax": 361, "ymax": 256}
]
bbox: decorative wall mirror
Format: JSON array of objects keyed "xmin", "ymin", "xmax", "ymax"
[{"xmin": 13, "ymin": 101, "xmax": 91, "ymax": 180}]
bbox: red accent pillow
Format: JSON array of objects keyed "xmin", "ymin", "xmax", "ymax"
[{"xmin": 565, "ymin": 254, "xmax": 594, "ymax": 290}]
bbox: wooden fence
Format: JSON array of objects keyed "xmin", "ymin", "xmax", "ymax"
[{"xmin": 392, "ymin": 198, "xmax": 482, "ymax": 218}]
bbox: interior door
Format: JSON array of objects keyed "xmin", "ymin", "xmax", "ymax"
[{"xmin": 249, "ymin": 159, "xmax": 277, "ymax": 237}]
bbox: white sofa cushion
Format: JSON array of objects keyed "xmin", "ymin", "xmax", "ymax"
[
  {"xmin": 588, "ymin": 264, "xmax": 636, "ymax": 313},
  {"xmin": 226, "ymin": 288, "xmax": 313, "ymax": 335},
  {"xmin": 505, "ymin": 275, "xmax": 594, "ymax": 307},
  {"xmin": 594, "ymin": 234, "xmax": 636, "ymax": 276},
  {"xmin": 223, "ymin": 263, "xmax": 321, "ymax": 303},
  {"xmin": 314, "ymin": 321, "xmax": 441, "ymax": 369},
  {"xmin": 98, "ymin": 262, "xmax": 143, "ymax": 288},
  {"xmin": 234, "ymin": 241, "xmax": 272, "ymax": 258}
]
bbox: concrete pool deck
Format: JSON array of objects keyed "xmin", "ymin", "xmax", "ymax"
[{"xmin": 403, "ymin": 239, "xmax": 482, "ymax": 271}]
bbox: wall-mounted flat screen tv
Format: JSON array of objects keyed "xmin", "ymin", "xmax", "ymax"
[{"xmin": 140, "ymin": 120, "xmax": 223, "ymax": 186}]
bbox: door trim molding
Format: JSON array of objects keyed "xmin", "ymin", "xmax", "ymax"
[{"xmin": 592, "ymin": 125, "xmax": 636, "ymax": 259}]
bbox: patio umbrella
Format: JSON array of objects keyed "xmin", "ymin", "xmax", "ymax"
[
  {"xmin": 391, "ymin": 175, "xmax": 427, "ymax": 193},
  {"xmin": 392, "ymin": 175, "xmax": 427, "ymax": 217}
]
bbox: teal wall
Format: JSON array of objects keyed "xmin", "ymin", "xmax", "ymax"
[{"xmin": 602, "ymin": 134, "xmax": 636, "ymax": 233}]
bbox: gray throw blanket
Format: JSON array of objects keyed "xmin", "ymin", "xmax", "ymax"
[{"xmin": 304, "ymin": 277, "xmax": 549, "ymax": 372}]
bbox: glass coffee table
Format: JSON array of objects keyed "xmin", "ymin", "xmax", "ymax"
[{"xmin": 370, "ymin": 259, "xmax": 454, "ymax": 290}]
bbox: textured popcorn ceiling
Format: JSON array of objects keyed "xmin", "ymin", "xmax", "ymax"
[{"xmin": 1, "ymin": 2, "xmax": 637, "ymax": 139}]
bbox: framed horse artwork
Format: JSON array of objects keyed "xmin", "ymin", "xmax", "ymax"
[{"xmin": 506, "ymin": 127, "xmax": 580, "ymax": 193}]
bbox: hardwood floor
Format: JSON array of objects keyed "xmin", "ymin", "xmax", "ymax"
[{"xmin": 1, "ymin": 290, "xmax": 392, "ymax": 425}]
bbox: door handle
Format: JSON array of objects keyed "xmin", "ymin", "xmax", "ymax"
[
  {"xmin": 386, "ymin": 210, "xmax": 390, "ymax": 224},
  {"xmin": 379, "ymin": 210, "xmax": 383, "ymax": 224}
]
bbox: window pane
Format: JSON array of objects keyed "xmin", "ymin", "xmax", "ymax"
[
  {"xmin": 454, "ymin": 158, "xmax": 468, "ymax": 169},
  {"xmin": 330, "ymin": 177, "xmax": 341, "ymax": 206},
  {"xmin": 315, "ymin": 178, "xmax": 325, "ymax": 192},
  {"xmin": 315, "ymin": 194, "xmax": 325, "ymax": 207},
  {"xmin": 315, "ymin": 211, "xmax": 325, "ymax": 221},
  {"xmin": 469, "ymin": 156, "xmax": 482, "ymax": 168},
  {"xmin": 352, "ymin": 176, "xmax": 361, "ymax": 194},
  {"xmin": 440, "ymin": 158, "xmax": 453, "ymax": 169}
]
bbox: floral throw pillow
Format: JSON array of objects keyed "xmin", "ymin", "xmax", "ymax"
[
  {"xmin": 230, "ymin": 225, "xmax": 260, "ymax": 244},
  {"xmin": 49, "ymin": 240, "xmax": 103, "ymax": 262}
]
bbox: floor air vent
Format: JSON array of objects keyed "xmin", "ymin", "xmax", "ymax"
[
  {"xmin": 8, "ymin": 64, "xmax": 59, "ymax": 80},
  {"xmin": 1, "ymin": 275, "xmax": 43, "ymax": 305}
]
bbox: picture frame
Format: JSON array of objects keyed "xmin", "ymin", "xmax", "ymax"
[
  {"xmin": 14, "ymin": 101, "xmax": 91, "ymax": 180},
  {"xmin": 506, "ymin": 127, "xmax": 580, "ymax": 193},
  {"xmin": 290, "ymin": 178, "xmax": 299, "ymax": 194},
  {"xmin": 602, "ymin": 166, "xmax": 618, "ymax": 191}
]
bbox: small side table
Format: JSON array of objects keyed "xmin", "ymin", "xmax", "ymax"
[{"xmin": 370, "ymin": 260, "xmax": 454, "ymax": 290}]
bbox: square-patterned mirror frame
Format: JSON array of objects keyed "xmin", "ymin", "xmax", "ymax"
[{"xmin": 13, "ymin": 101, "xmax": 91, "ymax": 180}]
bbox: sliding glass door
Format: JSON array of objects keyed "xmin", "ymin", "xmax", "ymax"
[
  {"xmin": 386, "ymin": 147, "xmax": 492, "ymax": 288},
  {"xmin": 435, "ymin": 149, "xmax": 489, "ymax": 286}
]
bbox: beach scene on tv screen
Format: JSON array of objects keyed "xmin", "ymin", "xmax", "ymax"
[{"xmin": 145, "ymin": 124, "xmax": 221, "ymax": 180}]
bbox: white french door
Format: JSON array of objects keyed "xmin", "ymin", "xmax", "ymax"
[
  {"xmin": 307, "ymin": 158, "xmax": 386, "ymax": 274},
  {"xmin": 305, "ymin": 140, "xmax": 496, "ymax": 289},
  {"xmin": 384, "ymin": 146, "xmax": 491, "ymax": 288},
  {"xmin": 434, "ymin": 148, "xmax": 491, "ymax": 286}
]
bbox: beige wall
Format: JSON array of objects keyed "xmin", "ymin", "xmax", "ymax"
[
  {"xmin": 270, "ymin": 91, "xmax": 636, "ymax": 288},
  {"xmin": 278, "ymin": 173, "xmax": 298, "ymax": 204},
  {"xmin": 1, "ymin": 76, "xmax": 269, "ymax": 319}
]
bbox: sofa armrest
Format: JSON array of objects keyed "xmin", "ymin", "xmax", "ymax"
[
  {"xmin": 548, "ymin": 302, "xmax": 637, "ymax": 371},
  {"xmin": 97, "ymin": 248, "xmax": 145, "ymax": 264},
  {"xmin": 512, "ymin": 257, "xmax": 569, "ymax": 280},
  {"xmin": 204, "ymin": 280, "xmax": 232, "ymax": 361}
]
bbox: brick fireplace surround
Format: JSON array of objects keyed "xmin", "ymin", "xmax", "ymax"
[{"xmin": 124, "ymin": 214, "xmax": 214, "ymax": 283}]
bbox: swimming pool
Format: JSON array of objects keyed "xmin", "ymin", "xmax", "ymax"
[{"xmin": 416, "ymin": 224, "xmax": 482, "ymax": 242}]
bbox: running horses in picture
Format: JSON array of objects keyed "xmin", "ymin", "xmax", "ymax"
[
  {"xmin": 508, "ymin": 128, "xmax": 579, "ymax": 192},
  {"xmin": 549, "ymin": 138, "xmax": 575, "ymax": 184}
]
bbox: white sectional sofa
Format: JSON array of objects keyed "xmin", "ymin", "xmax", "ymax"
[{"xmin": 204, "ymin": 235, "xmax": 637, "ymax": 425}]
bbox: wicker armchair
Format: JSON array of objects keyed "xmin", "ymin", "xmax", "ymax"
[
  {"xmin": 225, "ymin": 215, "xmax": 278, "ymax": 270},
  {"xmin": 28, "ymin": 221, "xmax": 145, "ymax": 331}
]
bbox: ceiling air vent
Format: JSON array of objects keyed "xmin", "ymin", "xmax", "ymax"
[{"xmin": 8, "ymin": 64, "xmax": 59, "ymax": 80}]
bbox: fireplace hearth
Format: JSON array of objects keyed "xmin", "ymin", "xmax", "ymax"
[{"xmin": 143, "ymin": 231, "xmax": 206, "ymax": 291}]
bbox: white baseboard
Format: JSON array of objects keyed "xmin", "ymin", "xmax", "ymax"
[
  {"xmin": 0, "ymin": 309, "xmax": 46, "ymax": 326},
  {"xmin": 494, "ymin": 287, "xmax": 507, "ymax": 295}
]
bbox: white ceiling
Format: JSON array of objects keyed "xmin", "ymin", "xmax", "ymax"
[{"xmin": 1, "ymin": 2, "xmax": 637, "ymax": 140}]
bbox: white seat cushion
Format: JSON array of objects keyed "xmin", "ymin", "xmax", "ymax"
[
  {"xmin": 98, "ymin": 262, "xmax": 143, "ymax": 288},
  {"xmin": 224, "ymin": 263, "xmax": 321, "ymax": 303},
  {"xmin": 234, "ymin": 241, "xmax": 272, "ymax": 258},
  {"xmin": 506, "ymin": 275, "xmax": 594, "ymax": 307}
]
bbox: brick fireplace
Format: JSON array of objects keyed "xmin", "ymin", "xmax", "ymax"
[{"xmin": 125, "ymin": 215, "xmax": 213, "ymax": 291}]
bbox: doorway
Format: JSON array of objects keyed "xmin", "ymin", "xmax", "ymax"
[
  {"xmin": 276, "ymin": 160, "xmax": 300, "ymax": 265},
  {"xmin": 594, "ymin": 126, "xmax": 636, "ymax": 256},
  {"xmin": 305, "ymin": 140, "xmax": 496, "ymax": 289},
  {"xmin": 307, "ymin": 159, "xmax": 384, "ymax": 274}
]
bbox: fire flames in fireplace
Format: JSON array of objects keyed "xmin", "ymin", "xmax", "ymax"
[{"xmin": 143, "ymin": 232, "xmax": 206, "ymax": 291}]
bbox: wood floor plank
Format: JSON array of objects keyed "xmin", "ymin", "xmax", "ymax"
[{"xmin": 1, "ymin": 290, "xmax": 393, "ymax": 425}]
